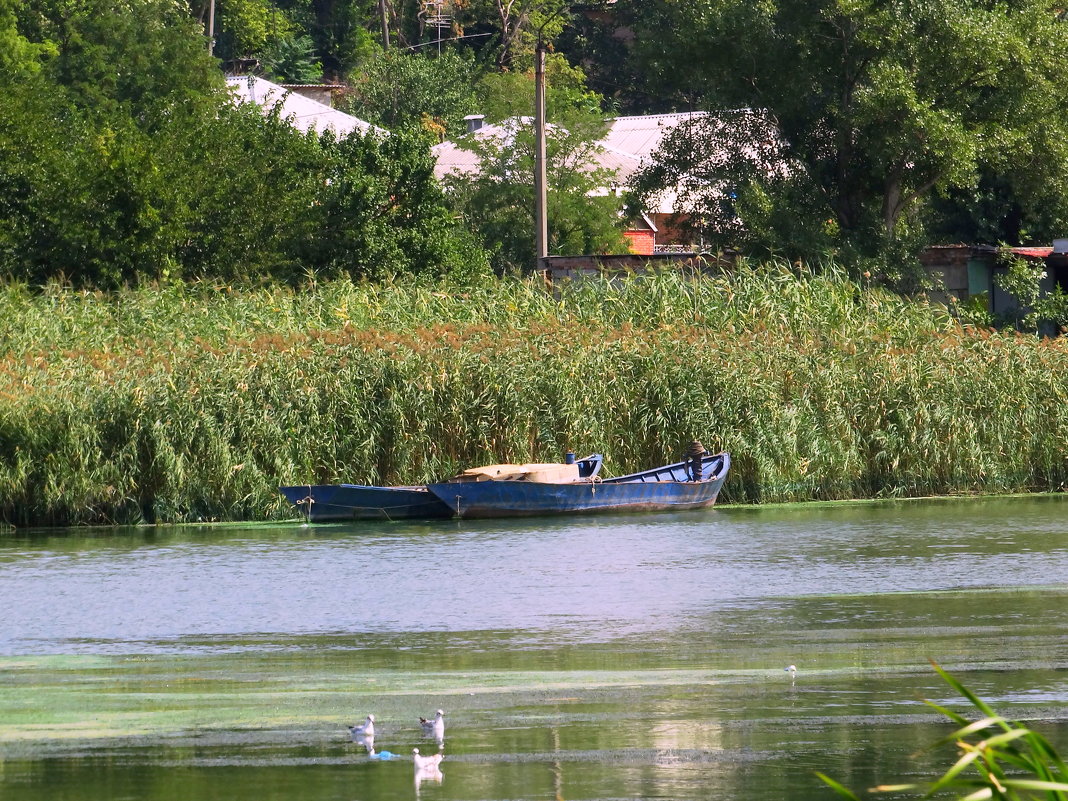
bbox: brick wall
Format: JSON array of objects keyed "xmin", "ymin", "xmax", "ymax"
[{"xmin": 623, "ymin": 230, "xmax": 655, "ymax": 255}]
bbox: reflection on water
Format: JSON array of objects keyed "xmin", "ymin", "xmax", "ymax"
[{"xmin": 2, "ymin": 496, "xmax": 1068, "ymax": 800}]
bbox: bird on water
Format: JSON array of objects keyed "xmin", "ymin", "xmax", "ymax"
[
  {"xmin": 412, "ymin": 748, "xmax": 444, "ymax": 772},
  {"xmin": 349, "ymin": 714, "xmax": 375, "ymax": 739},
  {"xmin": 420, "ymin": 709, "xmax": 445, "ymax": 742}
]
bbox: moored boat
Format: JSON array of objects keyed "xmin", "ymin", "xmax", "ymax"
[
  {"xmin": 278, "ymin": 453, "xmax": 605, "ymax": 522},
  {"xmin": 277, "ymin": 483, "xmax": 453, "ymax": 522},
  {"xmin": 426, "ymin": 449, "xmax": 730, "ymax": 519}
]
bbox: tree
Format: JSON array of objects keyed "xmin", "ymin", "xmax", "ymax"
[
  {"xmin": 261, "ymin": 33, "xmax": 323, "ymax": 82},
  {"xmin": 212, "ymin": 0, "xmax": 296, "ymax": 69},
  {"xmin": 299, "ymin": 127, "xmax": 492, "ymax": 282},
  {"xmin": 0, "ymin": 87, "xmax": 487, "ymax": 286},
  {"xmin": 297, "ymin": 0, "xmax": 379, "ymax": 79},
  {"xmin": 209, "ymin": 0, "xmax": 376, "ymax": 81},
  {"xmin": 619, "ymin": 0, "xmax": 1068, "ymax": 264},
  {"xmin": 0, "ymin": 0, "xmax": 488, "ymax": 287},
  {"xmin": 555, "ymin": 1, "xmax": 636, "ymax": 114},
  {"xmin": 443, "ymin": 55, "xmax": 629, "ymax": 273},
  {"xmin": 0, "ymin": 0, "xmax": 55, "ymax": 77},
  {"xmin": 345, "ymin": 48, "xmax": 484, "ymax": 138},
  {"xmin": 17, "ymin": 0, "xmax": 223, "ymax": 117},
  {"xmin": 449, "ymin": 0, "xmax": 568, "ymax": 69}
]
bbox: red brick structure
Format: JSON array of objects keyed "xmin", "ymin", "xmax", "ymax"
[
  {"xmin": 622, "ymin": 213, "xmax": 658, "ymax": 254},
  {"xmin": 623, "ymin": 230, "xmax": 655, "ymax": 254}
]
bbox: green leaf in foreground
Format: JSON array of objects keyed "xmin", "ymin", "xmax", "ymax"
[{"xmin": 816, "ymin": 663, "xmax": 1068, "ymax": 800}]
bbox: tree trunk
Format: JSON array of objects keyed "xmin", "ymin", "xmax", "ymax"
[{"xmin": 882, "ymin": 176, "xmax": 902, "ymax": 239}]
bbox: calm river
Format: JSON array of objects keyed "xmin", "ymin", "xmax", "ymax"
[{"xmin": 2, "ymin": 496, "xmax": 1068, "ymax": 800}]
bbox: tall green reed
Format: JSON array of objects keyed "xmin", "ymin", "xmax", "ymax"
[{"xmin": 1, "ymin": 265, "xmax": 1067, "ymax": 525}]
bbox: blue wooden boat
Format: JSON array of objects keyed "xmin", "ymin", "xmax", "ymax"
[
  {"xmin": 278, "ymin": 453, "xmax": 606, "ymax": 522},
  {"xmin": 426, "ymin": 451, "xmax": 730, "ymax": 519},
  {"xmin": 277, "ymin": 483, "xmax": 453, "ymax": 522}
]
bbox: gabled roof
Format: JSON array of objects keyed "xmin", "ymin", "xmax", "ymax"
[
  {"xmin": 603, "ymin": 112, "xmax": 709, "ymax": 163},
  {"xmin": 429, "ymin": 111, "xmax": 766, "ymax": 215},
  {"xmin": 432, "ymin": 112, "xmax": 709, "ymax": 183},
  {"xmin": 225, "ymin": 76, "xmax": 386, "ymax": 137}
]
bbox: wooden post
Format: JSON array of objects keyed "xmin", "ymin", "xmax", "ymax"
[{"xmin": 534, "ymin": 39, "xmax": 548, "ymax": 268}]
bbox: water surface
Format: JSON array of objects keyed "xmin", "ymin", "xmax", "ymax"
[{"xmin": 3, "ymin": 496, "xmax": 1068, "ymax": 800}]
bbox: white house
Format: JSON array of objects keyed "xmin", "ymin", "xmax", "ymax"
[{"xmin": 431, "ymin": 111, "xmax": 717, "ymax": 252}]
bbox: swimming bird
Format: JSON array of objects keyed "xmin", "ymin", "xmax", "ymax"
[
  {"xmin": 784, "ymin": 664, "xmax": 797, "ymax": 679},
  {"xmin": 419, "ymin": 709, "xmax": 445, "ymax": 741},
  {"xmin": 412, "ymin": 747, "xmax": 444, "ymax": 772},
  {"xmin": 413, "ymin": 749, "xmax": 444, "ymax": 796},
  {"xmin": 349, "ymin": 714, "xmax": 375, "ymax": 739}
]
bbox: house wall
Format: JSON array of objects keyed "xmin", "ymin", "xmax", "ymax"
[
  {"xmin": 649, "ymin": 213, "xmax": 694, "ymax": 247},
  {"xmin": 920, "ymin": 244, "xmax": 1068, "ymax": 334},
  {"xmin": 623, "ymin": 230, "xmax": 655, "ymax": 255},
  {"xmin": 279, "ymin": 85, "xmax": 342, "ymax": 106},
  {"xmin": 918, "ymin": 245, "xmax": 971, "ymax": 305}
]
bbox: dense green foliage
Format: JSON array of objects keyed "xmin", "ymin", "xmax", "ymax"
[
  {"xmin": 344, "ymin": 48, "xmax": 484, "ymax": 139},
  {"xmin": 11, "ymin": 0, "xmax": 1068, "ymax": 282},
  {"xmin": 0, "ymin": 89, "xmax": 485, "ymax": 286},
  {"xmin": 1, "ymin": 0, "xmax": 486, "ymax": 287},
  {"xmin": 620, "ymin": 0, "xmax": 1068, "ymax": 259},
  {"xmin": 3, "ymin": 267, "xmax": 1068, "ymax": 526}
]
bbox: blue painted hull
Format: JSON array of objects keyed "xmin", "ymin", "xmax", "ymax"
[
  {"xmin": 427, "ymin": 452, "xmax": 730, "ymax": 519},
  {"xmin": 277, "ymin": 484, "xmax": 452, "ymax": 522}
]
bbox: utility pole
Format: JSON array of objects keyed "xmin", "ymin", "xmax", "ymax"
[
  {"xmin": 207, "ymin": 0, "xmax": 216, "ymax": 55},
  {"xmin": 533, "ymin": 4, "xmax": 569, "ymax": 270},
  {"xmin": 534, "ymin": 38, "xmax": 548, "ymax": 268},
  {"xmin": 379, "ymin": 0, "xmax": 390, "ymax": 49}
]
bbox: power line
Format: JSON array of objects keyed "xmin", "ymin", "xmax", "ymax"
[{"xmin": 405, "ymin": 32, "xmax": 495, "ymax": 51}]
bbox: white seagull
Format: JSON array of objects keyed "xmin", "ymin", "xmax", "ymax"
[
  {"xmin": 420, "ymin": 709, "xmax": 445, "ymax": 741},
  {"xmin": 349, "ymin": 714, "xmax": 375, "ymax": 739},
  {"xmin": 412, "ymin": 747, "xmax": 444, "ymax": 772},
  {"xmin": 784, "ymin": 665, "xmax": 797, "ymax": 679}
]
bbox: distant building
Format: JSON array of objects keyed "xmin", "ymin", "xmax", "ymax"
[
  {"xmin": 431, "ymin": 112, "xmax": 712, "ymax": 255},
  {"xmin": 602, "ymin": 112, "xmax": 711, "ymax": 250},
  {"xmin": 921, "ymin": 243, "xmax": 1068, "ymax": 325},
  {"xmin": 431, "ymin": 115, "xmax": 642, "ymax": 183},
  {"xmin": 225, "ymin": 76, "xmax": 385, "ymax": 138},
  {"xmin": 275, "ymin": 84, "xmax": 346, "ymax": 107}
]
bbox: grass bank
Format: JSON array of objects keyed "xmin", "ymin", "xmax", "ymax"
[{"xmin": 2, "ymin": 264, "xmax": 1067, "ymax": 526}]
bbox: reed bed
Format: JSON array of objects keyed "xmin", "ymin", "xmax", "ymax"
[{"xmin": 2, "ymin": 263, "xmax": 1067, "ymax": 526}]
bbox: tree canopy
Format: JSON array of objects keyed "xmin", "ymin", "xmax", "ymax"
[
  {"xmin": 7, "ymin": 0, "xmax": 1068, "ymax": 286},
  {"xmin": 442, "ymin": 54, "xmax": 629, "ymax": 273},
  {"xmin": 345, "ymin": 48, "xmax": 485, "ymax": 139},
  {"xmin": 619, "ymin": 0, "xmax": 1068, "ymax": 261},
  {"xmin": 1, "ymin": 0, "xmax": 488, "ymax": 287}
]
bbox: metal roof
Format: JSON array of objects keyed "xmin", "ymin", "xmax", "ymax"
[
  {"xmin": 225, "ymin": 76, "xmax": 386, "ymax": 137},
  {"xmin": 430, "ymin": 112, "xmax": 744, "ymax": 214},
  {"xmin": 431, "ymin": 117, "xmax": 641, "ymax": 184},
  {"xmin": 431, "ymin": 115, "xmax": 680, "ymax": 183},
  {"xmin": 1009, "ymin": 247, "xmax": 1054, "ymax": 259},
  {"xmin": 602, "ymin": 112, "xmax": 709, "ymax": 163}
]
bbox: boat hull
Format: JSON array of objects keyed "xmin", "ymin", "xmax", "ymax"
[
  {"xmin": 277, "ymin": 484, "xmax": 453, "ymax": 522},
  {"xmin": 427, "ymin": 453, "xmax": 730, "ymax": 519}
]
